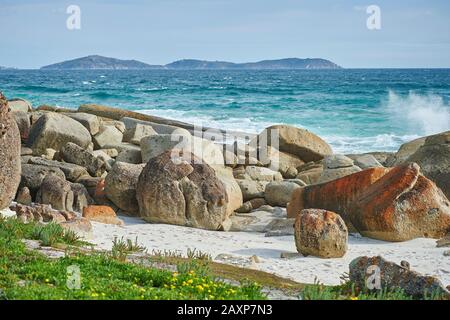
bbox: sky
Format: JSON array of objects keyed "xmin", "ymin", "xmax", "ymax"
[{"xmin": 1, "ymin": 0, "xmax": 450, "ymax": 69}]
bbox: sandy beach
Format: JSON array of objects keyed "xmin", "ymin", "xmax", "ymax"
[{"xmin": 91, "ymin": 216, "xmax": 450, "ymax": 287}]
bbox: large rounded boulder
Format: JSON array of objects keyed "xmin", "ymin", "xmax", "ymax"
[
  {"xmin": 104, "ymin": 162, "xmax": 145, "ymax": 215},
  {"xmin": 136, "ymin": 150, "xmax": 229, "ymax": 230},
  {"xmin": 254, "ymin": 125, "xmax": 333, "ymax": 163},
  {"xmin": 350, "ymin": 163, "xmax": 450, "ymax": 241},
  {"xmin": 407, "ymin": 131, "xmax": 450, "ymax": 200},
  {"xmin": 0, "ymin": 93, "xmax": 21, "ymax": 210},
  {"xmin": 27, "ymin": 113, "xmax": 91, "ymax": 155}
]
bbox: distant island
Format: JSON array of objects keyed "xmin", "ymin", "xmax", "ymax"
[
  {"xmin": 0, "ymin": 66, "xmax": 16, "ymax": 70},
  {"xmin": 40, "ymin": 55, "xmax": 342, "ymax": 70}
]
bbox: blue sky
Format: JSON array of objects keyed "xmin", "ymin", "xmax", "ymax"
[{"xmin": 1, "ymin": 0, "xmax": 450, "ymax": 68}]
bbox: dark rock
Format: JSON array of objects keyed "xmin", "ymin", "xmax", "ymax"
[{"xmin": 349, "ymin": 256, "xmax": 450, "ymax": 299}]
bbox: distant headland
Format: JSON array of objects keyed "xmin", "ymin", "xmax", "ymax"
[{"xmin": 40, "ymin": 55, "xmax": 342, "ymax": 70}]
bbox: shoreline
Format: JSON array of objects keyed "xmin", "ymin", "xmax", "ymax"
[{"xmin": 1, "ymin": 94, "xmax": 450, "ymax": 297}]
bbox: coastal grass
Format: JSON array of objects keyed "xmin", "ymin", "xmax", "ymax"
[
  {"xmin": 0, "ymin": 216, "xmax": 445, "ymax": 300},
  {"xmin": 0, "ymin": 216, "xmax": 265, "ymax": 300}
]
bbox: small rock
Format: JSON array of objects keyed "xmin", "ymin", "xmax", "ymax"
[
  {"xmin": 82, "ymin": 205, "xmax": 124, "ymax": 226},
  {"xmin": 16, "ymin": 187, "xmax": 32, "ymax": 205},
  {"xmin": 294, "ymin": 209, "xmax": 348, "ymax": 258},
  {"xmin": 280, "ymin": 252, "xmax": 302, "ymax": 259}
]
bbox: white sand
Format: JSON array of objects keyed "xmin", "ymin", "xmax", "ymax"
[{"xmin": 91, "ymin": 216, "xmax": 450, "ymax": 287}]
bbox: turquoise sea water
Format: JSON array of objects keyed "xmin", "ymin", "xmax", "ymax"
[{"xmin": 0, "ymin": 69, "xmax": 449, "ymax": 153}]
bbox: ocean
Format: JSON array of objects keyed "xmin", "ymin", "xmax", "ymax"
[{"xmin": 1, "ymin": 69, "xmax": 449, "ymax": 154}]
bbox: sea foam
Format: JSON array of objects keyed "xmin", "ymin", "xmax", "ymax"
[{"xmin": 386, "ymin": 90, "xmax": 450, "ymax": 136}]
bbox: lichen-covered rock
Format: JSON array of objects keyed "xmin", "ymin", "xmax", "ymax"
[
  {"xmin": 36, "ymin": 174, "xmax": 74, "ymax": 211},
  {"xmin": 288, "ymin": 163, "xmax": 450, "ymax": 241},
  {"xmin": 82, "ymin": 205, "xmax": 124, "ymax": 226},
  {"xmin": 294, "ymin": 209, "xmax": 348, "ymax": 258},
  {"xmin": 104, "ymin": 162, "xmax": 145, "ymax": 215},
  {"xmin": 350, "ymin": 163, "xmax": 450, "ymax": 241},
  {"xmin": 0, "ymin": 92, "xmax": 21, "ymax": 210},
  {"xmin": 136, "ymin": 150, "xmax": 229, "ymax": 230},
  {"xmin": 287, "ymin": 167, "xmax": 390, "ymax": 222},
  {"xmin": 27, "ymin": 113, "xmax": 91, "ymax": 155},
  {"xmin": 61, "ymin": 142, "xmax": 106, "ymax": 177},
  {"xmin": 349, "ymin": 256, "xmax": 450, "ymax": 299}
]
